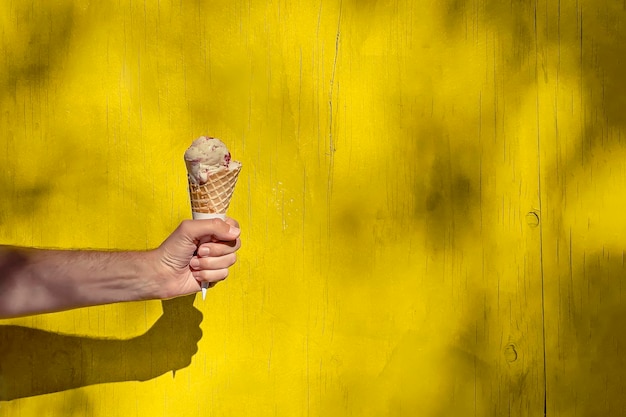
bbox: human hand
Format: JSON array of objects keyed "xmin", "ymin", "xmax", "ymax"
[{"xmin": 152, "ymin": 218, "xmax": 241, "ymax": 299}]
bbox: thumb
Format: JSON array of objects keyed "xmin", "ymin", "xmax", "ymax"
[{"xmin": 182, "ymin": 218, "xmax": 241, "ymax": 245}]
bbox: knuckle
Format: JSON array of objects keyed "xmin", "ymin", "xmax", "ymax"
[
  {"xmin": 201, "ymin": 269, "xmax": 229, "ymax": 282},
  {"xmin": 178, "ymin": 219, "xmax": 192, "ymax": 234},
  {"xmin": 206, "ymin": 243, "xmax": 223, "ymax": 255},
  {"xmin": 207, "ymin": 218, "xmax": 223, "ymax": 228},
  {"xmin": 203, "ymin": 257, "xmax": 215, "ymax": 268}
]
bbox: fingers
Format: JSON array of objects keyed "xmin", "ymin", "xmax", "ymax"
[
  {"xmin": 191, "ymin": 253, "xmax": 237, "ymax": 270},
  {"xmin": 197, "ymin": 238, "xmax": 241, "ymax": 257},
  {"xmin": 180, "ymin": 218, "xmax": 241, "ymax": 287},
  {"xmin": 189, "ymin": 253, "xmax": 237, "ymax": 283},
  {"xmin": 190, "ymin": 266, "xmax": 230, "ymax": 284}
]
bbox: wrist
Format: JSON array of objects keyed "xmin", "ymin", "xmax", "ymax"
[{"xmin": 140, "ymin": 249, "xmax": 174, "ymax": 300}]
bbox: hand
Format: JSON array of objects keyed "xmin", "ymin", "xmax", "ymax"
[{"xmin": 153, "ymin": 218, "xmax": 241, "ymax": 298}]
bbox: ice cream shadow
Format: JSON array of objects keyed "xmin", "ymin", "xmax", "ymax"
[{"xmin": 0, "ymin": 295, "xmax": 202, "ymax": 401}]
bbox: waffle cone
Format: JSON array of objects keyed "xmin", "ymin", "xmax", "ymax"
[{"xmin": 188, "ymin": 165, "xmax": 241, "ymax": 214}]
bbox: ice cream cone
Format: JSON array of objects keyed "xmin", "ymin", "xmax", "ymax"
[
  {"xmin": 188, "ymin": 165, "xmax": 241, "ymax": 216},
  {"xmin": 184, "ymin": 136, "xmax": 241, "ymax": 300}
]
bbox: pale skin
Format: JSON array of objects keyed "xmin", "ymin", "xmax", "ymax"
[{"xmin": 0, "ymin": 218, "xmax": 241, "ymax": 319}]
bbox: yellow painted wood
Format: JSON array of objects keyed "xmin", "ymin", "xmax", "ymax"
[
  {"xmin": 539, "ymin": 1, "xmax": 626, "ymax": 416},
  {"xmin": 8, "ymin": 0, "xmax": 622, "ymax": 415}
]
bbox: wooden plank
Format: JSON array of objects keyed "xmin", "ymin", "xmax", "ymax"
[{"xmin": 540, "ymin": 0, "xmax": 626, "ymax": 415}]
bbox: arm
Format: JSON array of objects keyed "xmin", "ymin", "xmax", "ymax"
[{"xmin": 0, "ymin": 218, "xmax": 241, "ymax": 319}]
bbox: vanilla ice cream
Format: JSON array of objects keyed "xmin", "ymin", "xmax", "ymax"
[{"xmin": 184, "ymin": 137, "xmax": 241, "ymax": 184}]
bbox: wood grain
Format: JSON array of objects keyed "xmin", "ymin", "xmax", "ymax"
[
  {"xmin": 0, "ymin": 0, "xmax": 622, "ymax": 416},
  {"xmin": 539, "ymin": 0, "xmax": 626, "ymax": 416}
]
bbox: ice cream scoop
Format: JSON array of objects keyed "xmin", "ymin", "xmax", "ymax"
[
  {"xmin": 184, "ymin": 136, "xmax": 242, "ymax": 299},
  {"xmin": 185, "ymin": 137, "xmax": 239, "ymax": 184}
]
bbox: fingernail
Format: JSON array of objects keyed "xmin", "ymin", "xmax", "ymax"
[
  {"xmin": 190, "ymin": 258, "xmax": 200, "ymax": 268},
  {"xmin": 198, "ymin": 247, "xmax": 210, "ymax": 256},
  {"xmin": 229, "ymin": 226, "xmax": 240, "ymax": 234}
]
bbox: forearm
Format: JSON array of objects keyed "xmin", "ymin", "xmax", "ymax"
[
  {"xmin": 0, "ymin": 219, "xmax": 241, "ymax": 318},
  {"xmin": 0, "ymin": 246, "xmax": 162, "ymax": 318}
]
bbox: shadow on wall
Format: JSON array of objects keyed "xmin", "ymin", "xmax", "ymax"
[
  {"xmin": 411, "ymin": 122, "xmax": 480, "ymax": 252},
  {"xmin": 0, "ymin": 181, "xmax": 50, "ymax": 227},
  {"xmin": 577, "ymin": 1, "xmax": 626, "ymax": 135},
  {"xmin": 531, "ymin": 2, "xmax": 626, "ymax": 414},
  {"xmin": 0, "ymin": 295, "xmax": 202, "ymax": 401},
  {"xmin": 0, "ymin": 2, "xmax": 75, "ymax": 100},
  {"xmin": 554, "ymin": 250, "xmax": 626, "ymax": 416},
  {"xmin": 443, "ymin": 0, "xmax": 626, "ymax": 145}
]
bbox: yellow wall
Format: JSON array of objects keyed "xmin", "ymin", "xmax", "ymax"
[{"xmin": 1, "ymin": 0, "xmax": 625, "ymax": 415}]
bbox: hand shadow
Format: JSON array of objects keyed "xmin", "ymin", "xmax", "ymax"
[{"xmin": 0, "ymin": 294, "xmax": 202, "ymax": 401}]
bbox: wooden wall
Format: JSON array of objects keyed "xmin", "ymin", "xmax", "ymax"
[{"xmin": 1, "ymin": 0, "xmax": 625, "ymax": 415}]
